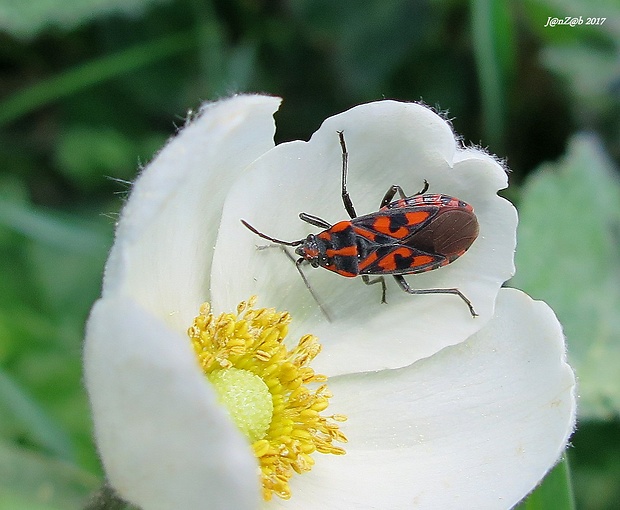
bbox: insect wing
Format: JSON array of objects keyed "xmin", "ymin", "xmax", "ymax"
[
  {"xmin": 352, "ymin": 205, "xmax": 438, "ymax": 242},
  {"xmin": 356, "ymin": 241, "xmax": 445, "ymax": 275}
]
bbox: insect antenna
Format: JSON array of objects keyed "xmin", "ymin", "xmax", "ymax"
[{"xmin": 240, "ymin": 220, "xmax": 303, "ymax": 246}]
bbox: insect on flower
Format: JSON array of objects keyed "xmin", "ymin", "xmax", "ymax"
[{"xmin": 241, "ymin": 131, "xmax": 479, "ymax": 317}]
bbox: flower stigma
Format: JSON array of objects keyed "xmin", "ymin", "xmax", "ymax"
[{"xmin": 188, "ymin": 297, "xmax": 347, "ymax": 501}]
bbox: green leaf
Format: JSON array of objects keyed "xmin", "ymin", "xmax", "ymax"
[
  {"xmin": 511, "ymin": 134, "xmax": 620, "ymax": 419},
  {"xmin": 291, "ymin": 0, "xmax": 428, "ymax": 97},
  {"xmin": 541, "ymin": 44, "xmax": 620, "ymax": 113},
  {"xmin": 0, "ymin": 369, "xmax": 74, "ymax": 460},
  {"xmin": 0, "ymin": 196, "xmax": 109, "ymax": 255},
  {"xmin": 471, "ymin": 0, "xmax": 517, "ymax": 151},
  {"xmin": 0, "ymin": 440, "xmax": 98, "ymax": 509},
  {"xmin": 0, "ymin": 30, "xmax": 196, "ymax": 127},
  {"xmin": 0, "ymin": 0, "xmax": 172, "ymax": 39},
  {"xmin": 26, "ymin": 237, "xmax": 108, "ymax": 317},
  {"xmin": 516, "ymin": 456, "xmax": 575, "ymax": 510},
  {"xmin": 571, "ymin": 421, "xmax": 620, "ymax": 510},
  {"xmin": 55, "ymin": 126, "xmax": 139, "ymax": 190}
]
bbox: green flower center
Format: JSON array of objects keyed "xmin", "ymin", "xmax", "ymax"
[{"xmin": 208, "ymin": 367, "xmax": 273, "ymax": 443}]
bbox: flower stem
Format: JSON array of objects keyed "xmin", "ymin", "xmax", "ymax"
[{"xmin": 83, "ymin": 482, "xmax": 135, "ymax": 510}]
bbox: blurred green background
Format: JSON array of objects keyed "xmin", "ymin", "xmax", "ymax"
[{"xmin": 1, "ymin": 0, "xmax": 619, "ymax": 508}]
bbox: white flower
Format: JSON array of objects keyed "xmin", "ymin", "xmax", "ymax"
[
  {"xmin": 84, "ymin": 95, "xmax": 575, "ymax": 510},
  {"xmin": 213, "ymin": 99, "xmax": 517, "ymax": 375}
]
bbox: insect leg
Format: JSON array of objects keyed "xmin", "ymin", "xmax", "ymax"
[
  {"xmin": 299, "ymin": 212, "xmax": 332, "ymax": 229},
  {"xmin": 256, "ymin": 244, "xmax": 332, "ymax": 321},
  {"xmin": 415, "ymin": 179, "xmax": 430, "ymax": 195},
  {"xmin": 338, "ymin": 131, "xmax": 358, "ymax": 219},
  {"xmin": 379, "ymin": 185, "xmax": 406, "ymax": 208},
  {"xmin": 362, "ymin": 275, "xmax": 388, "ymax": 304},
  {"xmin": 392, "ymin": 275, "xmax": 478, "ymax": 317},
  {"xmin": 379, "ymin": 180, "xmax": 429, "ymax": 208},
  {"xmin": 293, "ymin": 257, "xmax": 333, "ymax": 322}
]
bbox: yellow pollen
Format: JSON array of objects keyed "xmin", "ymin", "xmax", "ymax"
[{"xmin": 188, "ymin": 296, "xmax": 347, "ymax": 501}]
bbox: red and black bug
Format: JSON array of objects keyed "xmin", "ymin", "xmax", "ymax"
[{"xmin": 241, "ymin": 131, "xmax": 479, "ymax": 317}]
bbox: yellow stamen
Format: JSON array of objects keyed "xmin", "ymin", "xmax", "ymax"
[{"xmin": 187, "ymin": 297, "xmax": 347, "ymax": 501}]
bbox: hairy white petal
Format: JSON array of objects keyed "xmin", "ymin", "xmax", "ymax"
[
  {"xmin": 213, "ymin": 101, "xmax": 516, "ymax": 374},
  {"xmin": 104, "ymin": 95, "xmax": 280, "ymax": 332},
  {"xmin": 86, "ymin": 95, "xmax": 282, "ymax": 508},
  {"xmin": 84, "ymin": 296, "xmax": 258, "ymax": 510},
  {"xmin": 268, "ymin": 288, "xmax": 575, "ymax": 510},
  {"xmin": 85, "ymin": 97, "xmax": 566, "ymax": 510}
]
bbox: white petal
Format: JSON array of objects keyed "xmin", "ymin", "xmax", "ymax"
[
  {"xmin": 270, "ymin": 288, "xmax": 575, "ymax": 510},
  {"xmin": 84, "ymin": 296, "xmax": 259, "ymax": 510},
  {"xmin": 104, "ymin": 94, "xmax": 281, "ymax": 333},
  {"xmin": 212, "ymin": 100, "xmax": 517, "ymax": 374}
]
